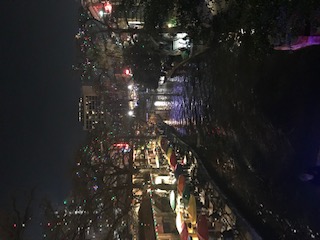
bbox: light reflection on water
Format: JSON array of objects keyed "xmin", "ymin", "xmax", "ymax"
[
  {"xmin": 159, "ymin": 74, "xmax": 211, "ymax": 136},
  {"xmin": 153, "ymin": 57, "xmax": 320, "ymax": 239}
]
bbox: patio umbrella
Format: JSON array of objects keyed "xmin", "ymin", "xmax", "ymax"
[
  {"xmin": 177, "ymin": 175, "xmax": 186, "ymax": 195},
  {"xmin": 182, "ymin": 184, "xmax": 191, "ymax": 206},
  {"xmin": 174, "ymin": 164, "xmax": 183, "ymax": 179},
  {"xmin": 180, "ymin": 222, "xmax": 189, "ymax": 240},
  {"xmin": 197, "ymin": 215, "xmax": 209, "ymax": 240},
  {"xmin": 183, "ymin": 155, "xmax": 188, "ymax": 165},
  {"xmin": 170, "ymin": 190, "xmax": 176, "ymax": 211},
  {"xmin": 158, "ymin": 135, "xmax": 162, "ymax": 145},
  {"xmin": 160, "ymin": 137, "xmax": 168, "ymax": 152},
  {"xmin": 169, "ymin": 152, "xmax": 177, "ymax": 169},
  {"xmin": 166, "ymin": 146, "xmax": 173, "ymax": 160},
  {"xmin": 187, "ymin": 194, "xmax": 197, "ymax": 225},
  {"xmin": 176, "ymin": 211, "xmax": 184, "ymax": 234}
]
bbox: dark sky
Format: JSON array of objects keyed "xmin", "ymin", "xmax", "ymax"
[{"xmin": 0, "ymin": 0, "xmax": 85, "ymax": 208}]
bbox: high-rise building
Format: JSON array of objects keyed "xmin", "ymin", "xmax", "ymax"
[{"xmin": 79, "ymin": 86, "xmax": 104, "ymax": 130}]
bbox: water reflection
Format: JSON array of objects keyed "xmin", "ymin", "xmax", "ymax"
[{"xmin": 154, "ymin": 51, "xmax": 320, "ymax": 239}]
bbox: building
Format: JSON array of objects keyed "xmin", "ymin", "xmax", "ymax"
[
  {"xmin": 83, "ymin": 0, "xmax": 144, "ymax": 28},
  {"xmin": 78, "ymin": 85, "xmax": 104, "ymax": 130},
  {"xmin": 110, "ymin": 0, "xmax": 144, "ymax": 29}
]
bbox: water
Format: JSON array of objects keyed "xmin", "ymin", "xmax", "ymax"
[{"xmin": 154, "ymin": 46, "xmax": 320, "ymax": 239}]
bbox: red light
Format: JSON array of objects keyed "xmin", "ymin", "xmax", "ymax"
[
  {"xmin": 47, "ymin": 222, "xmax": 51, "ymax": 227},
  {"xmin": 125, "ymin": 69, "xmax": 130, "ymax": 75},
  {"xmin": 113, "ymin": 143, "xmax": 129, "ymax": 149},
  {"xmin": 13, "ymin": 223, "xmax": 17, "ymax": 228},
  {"xmin": 104, "ymin": 2, "xmax": 112, "ymax": 13}
]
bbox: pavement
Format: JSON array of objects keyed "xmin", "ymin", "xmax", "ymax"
[{"xmin": 154, "ymin": 119, "xmax": 262, "ymax": 240}]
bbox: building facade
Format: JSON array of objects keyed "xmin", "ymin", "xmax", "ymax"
[{"xmin": 79, "ymin": 85, "xmax": 104, "ymax": 130}]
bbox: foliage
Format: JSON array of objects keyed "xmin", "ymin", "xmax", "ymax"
[
  {"xmin": 144, "ymin": 0, "xmax": 175, "ymax": 32},
  {"xmin": 0, "ymin": 189, "xmax": 35, "ymax": 240},
  {"xmin": 123, "ymin": 37, "xmax": 160, "ymax": 89},
  {"xmin": 42, "ymin": 131, "xmax": 135, "ymax": 239}
]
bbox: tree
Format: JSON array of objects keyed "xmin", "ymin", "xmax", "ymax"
[
  {"xmin": 123, "ymin": 37, "xmax": 161, "ymax": 89},
  {"xmin": 0, "ymin": 188, "xmax": 35, "ymax": 240},
  {"xmin": 42, "ymin": 128, "xmax": 137, "ymax": 239}
]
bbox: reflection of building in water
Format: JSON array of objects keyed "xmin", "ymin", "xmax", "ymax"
[{"xmin": 274, "ymin": 36, "xmax": 320, "ymax": 51}]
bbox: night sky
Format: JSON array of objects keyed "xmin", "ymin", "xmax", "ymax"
[{"xmin": 0, "ymin": 0, "xmax": 85, "ymax": 209}]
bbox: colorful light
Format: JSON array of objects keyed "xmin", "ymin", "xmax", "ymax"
[
  {"xmin": 104, "ymin": 2, "xmax": 112, "ymax": 13},
  {"xmin": 125, "ymin": 69, "xmax": 130, "ymax": 75}
]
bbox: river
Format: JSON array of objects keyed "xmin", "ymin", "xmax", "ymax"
[{"xmin": 153, "ymin": 45, "xmax": 320, "ymax": 239}]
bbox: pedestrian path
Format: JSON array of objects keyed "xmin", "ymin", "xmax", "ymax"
[{"xmin": 155, "ymin": 120, "xmax": 262, "ymax": 240}]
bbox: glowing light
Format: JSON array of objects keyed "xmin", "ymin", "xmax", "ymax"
[
  {"xmin": 104, "ymin": 2, "xmax": 112, "ymax": 13},
  {"xmin": 154, "ymin": 101, "xmax": 170, "ymax": 107},
  {"xmin": 128, "ymin": 84, "xmax": 133, "ymax": 90},
  {"xmin": 113, "ymin": 143, "xmax": 130, "ymax": 149},
  {"xmin": 128, "ymin": 110, "xmax": 134, "ymax": 116},
  {"xmin": 125, "ymin": 69, "xmax": 130, "ymax": 75},
  {"xmin": 274, "ymin": 36, "xmax": 320, "ymax": 51}
]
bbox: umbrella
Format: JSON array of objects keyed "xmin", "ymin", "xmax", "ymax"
[
  {"xmin": 170, "ymin": 190, "xmax": 176, "ymax": 211},
  {"xmin": 169, "ymin": 152, "xmax": 177, "ymax": 169},
  {"xmin": 160, "ymin": 137, "xmax": 168, "ymax": 152},
  {"xmin": 197, "ymin": 215, "xmax": 209, "ymax": 240},
  {"xmin": 180, "ymin": 222, "xmax": 189, "ymax": 240},
  {"xmin": 183, "ymin": 155, "xmax": 188, "ymax": 165},
  {"xmin": 176, "ymin": 211, "xmax": 184, "ymax": 234},
  {"xmin": 187, "ymin": 194, "xmax": 197, "ymax": 225},
  {"xmin": 177, "ymin": 175, "xmax": 186, "ymax": 195},
  {"xmin": 182, "ymin": 184, "xmax": 191, "ymax": 206},
  {"xmin": 174, "ymin": 164, "xmax": 184, "ymax": 179},
  {"xmin": 158, "ymin": 135, "xmax": 162, "ymax": 146},
  {"xmin": 166, "ymin": 146, "xmax": 173, "ymax": 160}
]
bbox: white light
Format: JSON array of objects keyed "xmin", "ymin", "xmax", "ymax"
[
  {"xmin": 176, "ymin": 33, "xmax": 187, "ymax": 39},
  {"xmin": 99, "ymin": 10, "xmax": 104, "ymax": 17},
  {"xmin": 128, "ymin": 84, "xmax": 133, "ymax": 90},
  {"xmin": 154, "ymin": 101, "xmax": 169, "ymax": 107},
  {"xmin": 128, "ymin": 110, "xmax": 134, "ymax": 116}
]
